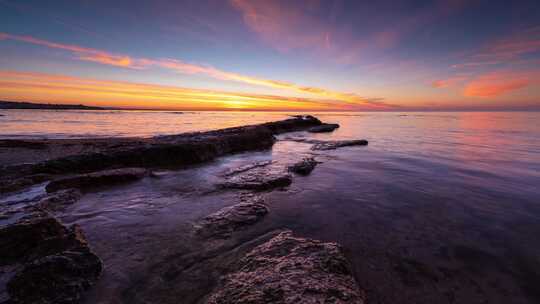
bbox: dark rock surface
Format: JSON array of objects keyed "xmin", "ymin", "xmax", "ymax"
[
  {"xmin": 0, "ymin": 140, "xmax": 47, "ymax": 150},
  {"xmin": 219, "ymin": 170, "xmax": 292, "ymax": 191},
  {"xmin": 311, "ymin": 139, "xmax": 369, "ymax": 151},
  {"xmin": 195, "ymin": 196, "xmax": 269, "ymax": 239},
  {"xmin": 288, "ymin": 157, "xmax": 318, "ymax": 175},
  {"xmin": 7, "ymin": 250, "xmax": 102, "ymax": 304},
  {"xmin": 0, "ymin": 216, "xmax": 86, "ymax": 266},
  {"xmin": 206, "ymin": 230, "xmax": 365, "ymax": 304},
  {"xmin": 308, "ymin": 123, "xmax": 340, "ymax": 133},
  {"xmin": 0, "ymin": 216, "xmax": 102, "ymax": 303},
  {"xmin": 45, "ymin": 168, "xmax": 148, "ymax": 193},
  {"xmin": 1, "ymin": 116, "xmax": 322, "ymax": 194}
]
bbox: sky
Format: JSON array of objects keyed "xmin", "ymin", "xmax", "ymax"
[{"xmin": 0, "ymin": 0, "xmax": 539, "ymax": 111}]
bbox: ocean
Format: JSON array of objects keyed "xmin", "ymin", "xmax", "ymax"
[{"xmin": 1, "ymin": 110, "xmax": 539, "ymax": 303}]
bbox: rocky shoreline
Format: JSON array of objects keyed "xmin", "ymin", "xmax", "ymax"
[{"xmin": 0, "ymin": 116, "xmax": 370, "ymax": 304}]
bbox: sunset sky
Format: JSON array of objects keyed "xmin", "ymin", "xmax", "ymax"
[{"xmin": 1, "ymin": 0, "xmax": 539, "ymax": 111}]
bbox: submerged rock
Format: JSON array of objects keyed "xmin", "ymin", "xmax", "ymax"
[
  {"xmin": 206, "ymin": 230, "xmax": 365, "ymax": 304},
  {"xmin": 7, "ymin": 250, "xmax": 102, "ymax": 304},
  {"xmin": 288, "ymin": 157, "xmax": 318, "ymax": 175},
  {"xmin": 37, "ymin": 189, "xmax": 82, "ymax": 211},
  {"xmin": 195, "ymin": 196, "xmax": 268, "ymax": 239},
  {"xmin": 312, "ymin": 139, "xmax": 368, "ymax": 151},
  {"xmin": 308, "ymin": 123, "xmax": 340, "ymax": 133},
  {"xmin": 219, "ymin": 170, "xmax": 292, "ymax": 191},
  {"xmin": 45, "ymin": 168, "xmax": 148, "ymax": 193}
]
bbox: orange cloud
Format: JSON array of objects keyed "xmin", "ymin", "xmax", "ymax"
[
  {"xmin": 432, "ymin": 76, "xmax": 468, "ymax": 88},
  {"xmin": 463, "ymin": 72, "xmax": 531, "ymax": 97},
  {"xmin": 0, "ymin": 32, "xmax": 387, "ymax": 108},
  {"xmin": 0, "ymin": 70, "xmax": 382, "ymax": 110}
]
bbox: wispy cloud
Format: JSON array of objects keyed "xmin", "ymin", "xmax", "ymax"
[
  {"xmin": 0, "ymin": 32, "xmax": 389, "ymax": 109},
  {"xmin": 463, "ymin": 71, "xmax": 533, "ymax": 98},
  {"xmin": 453, "ymin": 27, "xmax": 540, "ymax": 69}
]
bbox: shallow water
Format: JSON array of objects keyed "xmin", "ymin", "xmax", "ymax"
[{"xmin": 1, "ymin": 111, "xmax": 540, "ymax": 303}]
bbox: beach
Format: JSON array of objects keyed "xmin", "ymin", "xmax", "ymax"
[{"xmin": 1, "ymin": 111, "xmax": 540, "ymax": 304}]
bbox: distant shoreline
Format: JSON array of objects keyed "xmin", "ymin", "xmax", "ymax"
[{"xmin": 0, "ymin": 101, "xmax": 107, "ymax": 110}]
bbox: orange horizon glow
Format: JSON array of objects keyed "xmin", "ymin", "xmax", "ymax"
[{"xmin": 0, "ymin": 70, "xmax": 363, "ymax": 111}]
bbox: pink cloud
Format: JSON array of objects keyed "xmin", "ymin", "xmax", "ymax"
[
  {"xmin": 463, "ymin": 72, "xmax": 533, "ymax": 97},
  {"xmin": 454, "ymin": 27, "xmax": 540, "ymax": 69},
  {"xmin": 432, "ymin": 75, "xmax": 468, "ymax": 88}
]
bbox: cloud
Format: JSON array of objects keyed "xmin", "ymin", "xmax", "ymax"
[
  {"xmin": 0, "ymin": 32, "xmax": 387, "ymax": 108},
  {"xmin": 463, "ymin": 72, "xmax": 531, "ymax": 97},
  {"xmin": 431, "ymin": 75, "xmax": 468, "ymax": 88},
  {"xmin": 453, "ymin": 27, "xmax": 540, "ymax": 69}
]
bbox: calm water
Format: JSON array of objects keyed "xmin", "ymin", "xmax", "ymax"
[{"xmin": 1, "ymin": 110, "xmax": 540, "ymax": 303}]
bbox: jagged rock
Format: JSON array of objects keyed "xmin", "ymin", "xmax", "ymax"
[
  {"xmin": 219, "ymin": 170, "xmax": 292, "ymax": 191},
  {"xmin": 45, "ymin": 168, "xmax": 148, "ymax": 193},
  {"xmin": 288, "ymin": 158, "xmax": 318, "ymax": 175},
  {"xmin": 195, "ymin": 197, "xmax": 268, "ymax": 238},
  {"xmin": 308, "ymin": 123, "xmax": 340, "ymax": 133},
  {"xmin": 37, "ymin": 189, "xmax": 82, "ymax": 211},
  {"xmin": 7, "ymin": 250, "xmax": 102, "ymax": 304},
  {"xmin": 312, "ymin": 139, "xmax": 368, "ymax": 151},
  {"xmin": 0, "ymin": 216, "xmax": 102, "ymax": 303},
  {"xmin": 206, "ymin": 230, "xmax": 365, "ymax": 304},
  {"xmin": 0, "ymin": 216, "xmax": 86, "ymax": 266}
]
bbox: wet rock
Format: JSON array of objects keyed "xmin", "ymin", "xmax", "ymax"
[
  {"xmin": 0, "ymin": 140, "xmax": 47, "ymax": 150},
  {"xmin": 7, "ymin": 249, "xmax": 102, "ymax": 304},
  {"xmin": 45, "ymin": 168, "xmax": 148, "ymax": 193},
  {"xmin": 0, "ymin": 216, "xmax": 102, "ymax": 303},
  {"xmin": 195, "ymin": 197, "xmax": 268, "ymax": 239},
  {"xmin": 223, "ymin": 160, "xmax": 273, "ymax": 177},
  {"xmin": 0, "ymin": 216, "xmax": 87, "ymax": 266},
  {"xmin": 288, "ymin": 157, "xmax": 318, "ymax": 175},
  {"xmin": 308, "ymin": 123, "xmax": 340, "ymax": 133},
  {"xmin": 1, "ymin": 117, "xmax": 322, "ymax": 193},
  {"xmin": 206, "ymin": 230, "xmax": 365, "ymax": 304},
  {"xmin": 219, "ymin": 170, "xmax": 292, "ymax": 191},
  {"xmin": 312, "ymin": 139, "xmax": 368, "ymax": 151},
  {"xmin": 37, "ymin": 189, "xmax": 82, "ymax": 211}
]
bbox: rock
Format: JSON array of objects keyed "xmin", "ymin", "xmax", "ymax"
[
  {"xmin": 45, "ymin": 168, "xmax": 148, "ymax": 193},
  {"xmin": 195, "ymin": 196, "xmax": 268, "ymax": 238},
  {"xmin": 223, "ymin": 160, "xmax": 273, "ymax": 177},
  {"xmin": 219, "ymin": 170, "xmax": 292, "ymax": 191},
  {"xmin": 312, "ymin": 139, "xmax": 368, "ymax": 151},
  {"xmin": 308, "ymin": 123, "xmax": 340, "ymax": 133},
  {"xmin": 206, "ymin": 230, "xmax": 365, "ymax": 304},
  {"xmin": 0, "ymin": 140, "xmax": 47, "ymax": 149},
  {"xmin": 37, "ymin": 189, "xmax": 82, "ymax": 211},
  {"xmin": 288, "ymin": 158, "xmax": 318, "ymax": 175},
  {"xmin": 1, "ymin": 116, "xmax": 323, "ymax": 193},
  {"xmin": 0, "ymin": 216, "xmax": 102, "ymax": 303},
  {"xmin": 0, "ymin": 216, "xmax": 87, "ymax": 266},
  {"xmin": 7, "ymin": 250, "xmax": 102, "ymax": 304}
]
